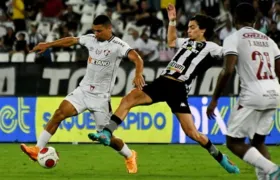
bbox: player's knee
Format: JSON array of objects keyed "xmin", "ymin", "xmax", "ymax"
[{"xmin": 53, "ymin": 109, "xmax": 67, "ymax": 122}]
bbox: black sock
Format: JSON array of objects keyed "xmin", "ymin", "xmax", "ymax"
[
  {"xmin": 104, "ymin": 115, "xmax": 123, "ymax": 135},
  {"xmin": 202, "ymin": 140, "xmax": 223, "ymax": 162}
]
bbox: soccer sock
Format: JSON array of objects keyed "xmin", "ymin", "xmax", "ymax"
[
  {"xmin": 255, "ymin": 167, "xmax": 267, "ymax": 180},
  {"xmin": 104, "ymin": 115, "xmax": 123, "ymax": 135},
  {"xmin": 118, "ymin": 144, "xmax": 133, "ymax": 159},
  {"xmin": 243, "ymin": 147, "xmax": 278, "ymax": 174},
  {"xmin": 202, "ymin": 140, "xmax": 223, "ymax": 162},
  {"xmin": 36, "ymin": 130, "xmax": 52, "ymax": 149}
]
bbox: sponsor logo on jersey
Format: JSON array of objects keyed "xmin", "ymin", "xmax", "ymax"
[
  {"xmin": 167, "ymin": 61, "xmax": 185, "ymax": 73},
  {"xmin": 112, "ymin": 40, "xmax": 125, "ymax": 47},
  {"xmin": 92, "ymin": 59, "xmax": 110, "ymax": 66},
  {"xmin": 243, "ymin": 33, "xmax": 268, "ymax": 40}
]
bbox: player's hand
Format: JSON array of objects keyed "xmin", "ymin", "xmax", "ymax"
[
  {"xmin": 206, "ymin": 100, "xmax": 217, "ymax": 120},
  {"xmin": 166, "ymin": 3, "xmax": 176, "ymax": 21},
  {"xmin": 133, "ymin": 74, "xmax": 145, "ymax": 90},
  {"xmin": 30, "ymin": 42, "xmax": 49, "ymax": 54}
]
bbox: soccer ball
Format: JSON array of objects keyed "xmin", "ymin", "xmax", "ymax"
[{"xmin": 37, "ymin": 147, "xmax": 59, "ymax": 168}]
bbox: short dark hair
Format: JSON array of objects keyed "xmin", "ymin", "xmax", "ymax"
[
  {"xmin": 235, "ymin": 3, "xmax": 256, "ymax": 25},
  {"xmin": 190, "ymin": 14, "xmax": 216, "ymax": 40},
  {"xmin": 93, "ymin": 15, "xmax": 111, "ymax": 26}
]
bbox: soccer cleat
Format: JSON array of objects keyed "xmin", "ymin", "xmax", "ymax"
[
  {"xmin": 125, "ymin": 150, "xmax": 138, "ymax": 174},
  {"xmin": 88, "ymin": 130, "xmax": 111, "ymax": 146},
  {"xmin": 219, "ymin": 154, "xmax": 240, "ymax": 174},
  {"xmin": 20, "ymin": 144, "xmax": 39, "ymax": 161},
  {"xmin": 269, "ymin": 167, "xmax": 280, "ymax": 180}
]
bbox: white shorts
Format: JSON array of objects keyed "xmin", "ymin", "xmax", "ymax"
[
  {"xmin": 64, "ymin": 87, "xmax": 112, "ymax": 132},
  {"xmin": 227, "ymin": 105, "xmax": 275, "ymax": 139}
]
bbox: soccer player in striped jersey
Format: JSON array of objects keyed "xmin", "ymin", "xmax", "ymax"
[
  {"xmin": 207, "ymin": 3, "xmax": 280, "ymax": 179},
  {"xmin": 89, "ymin": 3, "xmax": 240, "ymax": 174}
]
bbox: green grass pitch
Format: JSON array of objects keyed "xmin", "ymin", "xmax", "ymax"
[{"xmin": 0, "ymin": 144, "xmax": 279, "ymax": 180}]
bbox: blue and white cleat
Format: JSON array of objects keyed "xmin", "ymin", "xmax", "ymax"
[
  {"xmin": 88, "ymin": 130, "xmax": 111, "ymax": 146},
  {"xmin": 269, "ymin": 167, "xmax": 280, "ymax": 180},
  {"xmin": 219, "ymin": 154, "xmax": 240, "ymax": 174}
]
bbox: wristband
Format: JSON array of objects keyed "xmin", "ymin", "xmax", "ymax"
[{"xmin": 169, "ymin": 20, "xmax": 176, "ymax": 26}]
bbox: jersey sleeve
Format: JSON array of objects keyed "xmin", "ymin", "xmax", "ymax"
[
  {"xmin": 175, "ymin": 38, "xmax": 187, "ymax": 48},
  {"xmin": 78, "ymin": 34, "xmax": 95, "ymax": 46},
  {"xmin": 223, "ymin": 33, "xmax": 238, "ymax": 56},
  {"xmin": 210, "ymin": 44, "xmax": 223, "ymax": 60},
  {"xmin": 118, "ymin": 39, "xmax": 133, "ymax": 58},
  {"xmin": 272, "ymin": 40, "xmax": 280, "ymax": 61}
]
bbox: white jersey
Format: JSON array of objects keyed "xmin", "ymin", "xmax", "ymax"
[
  {"xmin": 223, "ymin": 27, "xmax": 280, "ymax": 109},
  {"xmin": 78, "ymin": 34, "xmax": 132, "ymax": 96}
]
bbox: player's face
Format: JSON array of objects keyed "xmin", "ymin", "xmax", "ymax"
[
  {"xmin": 92, "ymin": 24, "xmax": 112, "ymax": 41},
  {"xmin": 187, "ymin": 20, "xmax": 206, "ymax": 41}
]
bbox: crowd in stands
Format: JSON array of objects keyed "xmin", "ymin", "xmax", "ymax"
[{"xmin": 0, "ymin": 0, "xmax": 279, "ymax": 63}]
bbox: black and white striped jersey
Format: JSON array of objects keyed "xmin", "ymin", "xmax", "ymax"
[{"xmin": 161, "ymin": 38, "xmax": 223, "ymax": 87}]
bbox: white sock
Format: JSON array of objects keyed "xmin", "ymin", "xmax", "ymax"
[
  {"xmin": 255, "ymin": 168, "xmax": 268, "ymax": 180},
  {"xmin": 243, "ymin": 147, "xmax": 278, "ymax": 174},
  {"xmin": 36, "ymin": 130, "xmax": 52, "ymax": 149},
  {"xmin": 119, "ymin": 144, "xmax": 132, "ymax": 159}
]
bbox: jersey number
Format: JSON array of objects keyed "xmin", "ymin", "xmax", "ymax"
[{"xmin": 251, "ymin": 51, "xmax": 274, "ymax": 80}]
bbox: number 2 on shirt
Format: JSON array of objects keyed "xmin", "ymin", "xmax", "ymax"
[{"xmin": 251, "ymin": 51, "xmax": 274, "ymax": 80}]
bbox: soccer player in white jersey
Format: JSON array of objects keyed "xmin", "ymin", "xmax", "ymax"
[
  {"xmin": 20, "ymin": 15, "xmax": 145, "ymax": 173},
  {"xmin": 89, "ymin": 4, "xmax": 240, "ymax": 174},
  {"xmin": 207, "ymin": 3, "xmax": 280, "ymax": 180}
]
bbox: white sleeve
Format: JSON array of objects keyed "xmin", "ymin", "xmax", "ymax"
[
  {"xmin": 79, "ymin": 34, "xmax": 95, "ymax": 46},
  {"xmin": 272, "ymin": 40, "xmax": 280, "ymax": 60},
  {"xmin": 118, "ymin": 39, "xmax": 133, "ymax": 58},
  {"xmin": 175, "ymin": 38, "xmax": 187, "ymax": 48},
  {"xmin": 223, "ymin": 34, "xmax": 238, "ymax": 56},
  {"xmin": 210, "ymin": 44, "xmax": 223, "ymax": 60}
]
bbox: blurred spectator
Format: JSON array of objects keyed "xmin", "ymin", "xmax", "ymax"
[
  {"xmin": 14, "ymin": 32, "xmax": 29, "ymax": 53},
  {"xmin": 219, "ymin": 18, "xmax": 236, "ymax": 44},
  {"xmin": 60, "ymin": 4, "xmax": 81, "ymax": 33},
  {"xmin": 28, "ymin": 23, "xmax": 44, "ymax": 50},
  {"xmin": 267, "ymin": 21, "xmax": 280, "ymax": 47},
  {"xmin": 12, "ymin": 0, "xmax": 26, "ymax": 32},
  {"xmin": 134, "ymin": 30, "xmax": 159, "ymax": 62},
  {"xmin": 116, "ymin": 0, "xmax": 138, "ymax": 22},
  {"xmin": 122, "ymin": 26, "xmax": 140, "ymax": 48},
  {"xmin": 201, "ymin": 0, "xmax": 220, "ymax": 18},
  {"xmin": 41, "ymin": 0, "xmax": 64, "ymax": 22},
  {"xmin": 105, "ymin": 8, "xmax": 124, "ymax": 37},
  {"xmin": 135, "ymin": 0, "xmax": 163, "ymax": 38},
  {"xmin": 3, "ymin": 26, "xmax": 16, "ymax": 51},
  {"xmin": 0, "ymin": 37, "xmax": 9, "ymax": 52}
]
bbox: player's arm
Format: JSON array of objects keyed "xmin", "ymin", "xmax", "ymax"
[
  {"xmin": 212, "ymin": 55, "xmax": 237, "ymax": 101},
  {"xmin": 127, "ymin": 50, "xmax": 145, "ymax": 89},
  {"xmin": 30, "ymin": 37, "xmax": 79, "ymax": 54},
  {"xmin": 167, "ymin": 3, "xmax": 177, "ymax": 48},
  {"xmin": 275, "ymin": 59, "xmax": 280, "ymax": 78}
]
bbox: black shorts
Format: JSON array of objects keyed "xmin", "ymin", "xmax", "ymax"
[{"xmin": 142, "ymin": 76, "xmax": 191, "ymax": 113}]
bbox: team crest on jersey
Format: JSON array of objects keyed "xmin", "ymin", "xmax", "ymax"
[
  {"xmin": 104, "ymin": 49, "xmax": 111, "ymax": 56},
  {"xmin": 167, "ymin": 61, "xmax": 185, "ymax": 73},
  {"xmin": 95, "ymin": 49, "xmax": 102, "ymax": 55}
]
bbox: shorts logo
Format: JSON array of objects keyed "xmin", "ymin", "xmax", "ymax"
[{"xmin": 180, "ymin": 102, "xmax": 186, "ymax": 107}]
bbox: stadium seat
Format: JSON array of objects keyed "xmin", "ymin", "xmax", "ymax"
[
  {"xmin": 72, "ymin": 4, "xmax": 83, "ymax": 14},
  {"xmin": 95, "ymin": 2, "xmax": 107, "ymax": 16},
  {"xmin": 11, "ymin": 52, "xmax": 25, "ymax": 63},
  {"xmin": 71, "ymin": 51, "xmax": 76, "ymax": 62},
  {"xmin": 0, "ymin": 53, "xmax": 9, "ymax": 63},
  {"xmin": 81, "ymin": 12, "xmax": 94, "ymax": 24},
  {"xmin": 25, "ymin": 52, "xmax": 36, "ymax": 63},
  {"xmin": 66, "ymin": 0, "xmax": 84, "ymax": 5},
  {"xmin": 16, "ymin": 31, "xmax": 29, "ymax": 44},
  {"xmin": 81, "ymin": 3, "xmax": 96, "ymax": 13},
  {"xmin": 37, "ymin": 22, "xmax": 51, "ymax": 36},
  {"xmin": 56, "ymin": 52, "xmax": 71, "ymax": 62}
]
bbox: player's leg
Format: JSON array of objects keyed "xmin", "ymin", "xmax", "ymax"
[
  {"xmin": 250, "ymin": 134, "xmax": 270, "ymax": 180},
  {"xmin": 174, "ymin": 112, "xmax": 239, "ymax": 174},
  {"xmin": 89, "ymin": 88, "xmax": 154, "ymax": 145},
  {"xmin": 89, "ymin": 108, "xmax": 137, "ymax": 173},
  {"xmin": 21, "ymin": 88, "xmax": 86, "ymax": 161},
  {"xmin": 226, "ymin": 107, "xmax": 279, "ymax": 177}
]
